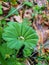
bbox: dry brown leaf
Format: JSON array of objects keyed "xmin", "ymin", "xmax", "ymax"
[
  {"xmin": 2, "ymin": 6, "xmax": 10, "ymax": 15},
  {"xmin": 13, "ymin": 15, "xmax": 22, "ymax": 23},
  {"xmin": 23, "ymin": 9, "xmax": 32, "ymax": 20},
  {"xmin": 33, "ymin": 21, "xmax": 48, "ymax": 44},
  {"xmin": 46, "ymin": 30, "xmax": 49, "ymax": 37},
  {"xmin": 2, "ymin": 2, "xmax": 11, "ymax": 7}
]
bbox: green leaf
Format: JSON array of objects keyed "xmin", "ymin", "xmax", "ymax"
[
  {"xmin": 0, "ymin": 27, "xmax": 2, "ymax": 39},
  {"xmin": 3, "ymin": 0, "xmax": 17, "ymax": 5},
  {"xmin": 0, "ymin": 53, "xmax": 8, "ymax": 65},
  {"xmin": 0, "ymin": 27, "xmax": 3, "ymax": 43},
  {"xmin": 6, "ymin": 7, "xmax": 19, "ymax": 18},
  {"xmin": 36, "ymin": 61, "xmax": 47, "ymax": 65},
  {"xmin": 3, "ymin": 22, "xmax": 38, "ymax": 56},
  {"xmin": 0, "ymin": 19, "xmax": 7, "ymax": 27},
  {"xmin": 23, "ymin": 47, "xmax": 32, "ymax": 57},
  {"xmin": 23, "ymin": 18, "xmax": 31, "ymax": 26},
  {"xmin": 33, "ymin": 5, "xmax": 41, "ymax": 12},
  {"xmin": 0, "ymin": 43, "xmax": 15, "ymax": 59},
  {"xmin": 7, "ymin": 58, "xmax": 25, "ymax": 65},
  {"xmin": 36, "ymin": 62, "xmax": 42, "ymax": 65},
  {"xmin": 47, "ymin": 0, "xmax": 49, "ymax": 2},
  {"xmin": 24, "ymin": 1, "xmax": 33, "ymax": 7},
  {"xmin": 0, "ymin": 4, "xmax": 3, "ymax": 15},
  {"xmin": 0, "ymin": 9, "xmax": 3, "ymax": 14},
  {"xmin": 10, "ymin": 0, "xmax": 17, "ymax": 5}
]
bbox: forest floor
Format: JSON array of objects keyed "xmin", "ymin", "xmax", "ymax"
[{"xmin": 0, "ymin": 0, "xmax": 49, "ymax": 65}]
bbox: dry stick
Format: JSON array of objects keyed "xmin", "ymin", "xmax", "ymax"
[
  {"xmin": 25, "ymin": 59, "xmax": 31, "ymax": 65},
  {"xmin": 30, "ymin": 51, "xmax": 38, "ymax": 58},
  {"xmin": 17, "ymin": 4, "xmax": 24, "ymax": 10},
  {"xmin": 27, "ymin": 58, "xmax": 34, "ymax": 65}
]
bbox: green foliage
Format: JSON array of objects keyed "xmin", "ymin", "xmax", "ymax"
[
  {"xmin": 6, "ymin": 7, "xmax": 19, "ymax": 18},
  {"xmin": 3, "ymin": 0, "xmax": 17, "ymax": 5},
  {"xmin": 3, "ymin": 22, "xmax": 38, "ymax": 57},
  {"xmin": 0, "ymin": 43, "xmax": 15, "ymax": 59},
  {"xmin": 33, "ymin": 5, "xmax": 41, "ymax": 12},
  {"xmin": 0, "ymin": 27, "xmax": 2, "ymax": 39},
  {"xmin": 0, "ymin": 4, "xmax": 3, "ymax": 15},
  {"xmin": 24, "ymin": 1, "xmax": 33, "ymax": 7},
  {"xmin": 0, "ymin": 0, "xmax": 48, "ymax": 65},
  {"xmin": 0, "ymin": 19, "xmax": 7, "ymax": 28},
  {"xmin": 0, "ymin": 53, "xmax": 7, "ymax": 65},
  {"xmin": 3, "ymin": 0, "xmax": 8, "ymax": 2},
  {"xmin": 32, "ymin": 5, "xmax": 45, "ymax": 19},
  {"xmin": 23, "ymin": 18, "xmax": 32, "ymax": 26},
  {"xmin": 47, "ymin": 0, "xmax": 49, "ymax": 2},
  {"xmin": 36, "ymin": 62, "xmax": 42, "ymax": 65},
  {"xmin": 7, "ymin": 58, "xmax": 24, "ymax": 65},
  {"xmin": 36, "ymin": 61, "xmax": 48, "ymax": 65},
  {"xmin": 10, "ymin": 0, "xmax": 17, "ymax": 5},
  {"xmin": 33, "ymin": 5, "xmax": 45, "ymax": 14},
  {"xmin": 33, "ymin": 5, "xmax": 45, "ymax": 12},
  {"xmin": 0, "ymin": 27, "xmax": 3, "ymax": 43},
  {"xmin": 0, "ymin": 1, "xmax": 49, "ymax": 65},
  {"xmin": 0, "ymin": 53, "xmax": 24, "ymax": 65},
  {"xmin": 0, "ymin": 42, "xmax": 24, "ymax": 65}
]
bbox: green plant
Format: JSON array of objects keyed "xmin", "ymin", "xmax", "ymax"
[
  {"xmin": 47, "ymin": 0, "xmax": 49, "ymax": 2},
  {"xmin": 32, "ymin": 5, "xmax": 45, "ymax": 19},
  {"xmin": 5, "ymin": 7, "xmax": 19, "ymax": 18},
  {"xmin": 24, "ymin": 1, "xmax": 33, "ymax": 7},
  {"xmin": 3, "ymin": 22, "xmax": 38, "ymax": 57},
  {"xmin": 3, "ymin": 0, "xmax": 17, "ymax": 5},
  {"xmin": 0, "ymin": 21, "xmax": 39, "ymax": 65},
  {"xmin": 0, "ymin": 4, "xmax": 3, "ymax": 15},
  {"xmin": 0, "ymin": 27, "xmax": 3, "ymax": 43}
]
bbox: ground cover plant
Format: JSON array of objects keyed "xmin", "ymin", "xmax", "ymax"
[{"xmin": 0, "ymin": 0, "xmax": 49, "ymax": 65}]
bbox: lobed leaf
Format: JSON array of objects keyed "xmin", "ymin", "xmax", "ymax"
[{"xmin": 3, "ymin": 22, "xmax": 38, "ymax": 56}]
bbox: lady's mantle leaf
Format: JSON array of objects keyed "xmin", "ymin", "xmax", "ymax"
[{"xmin": 3, "ymin": 22, "xmax": 38, "ymax": 56}]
